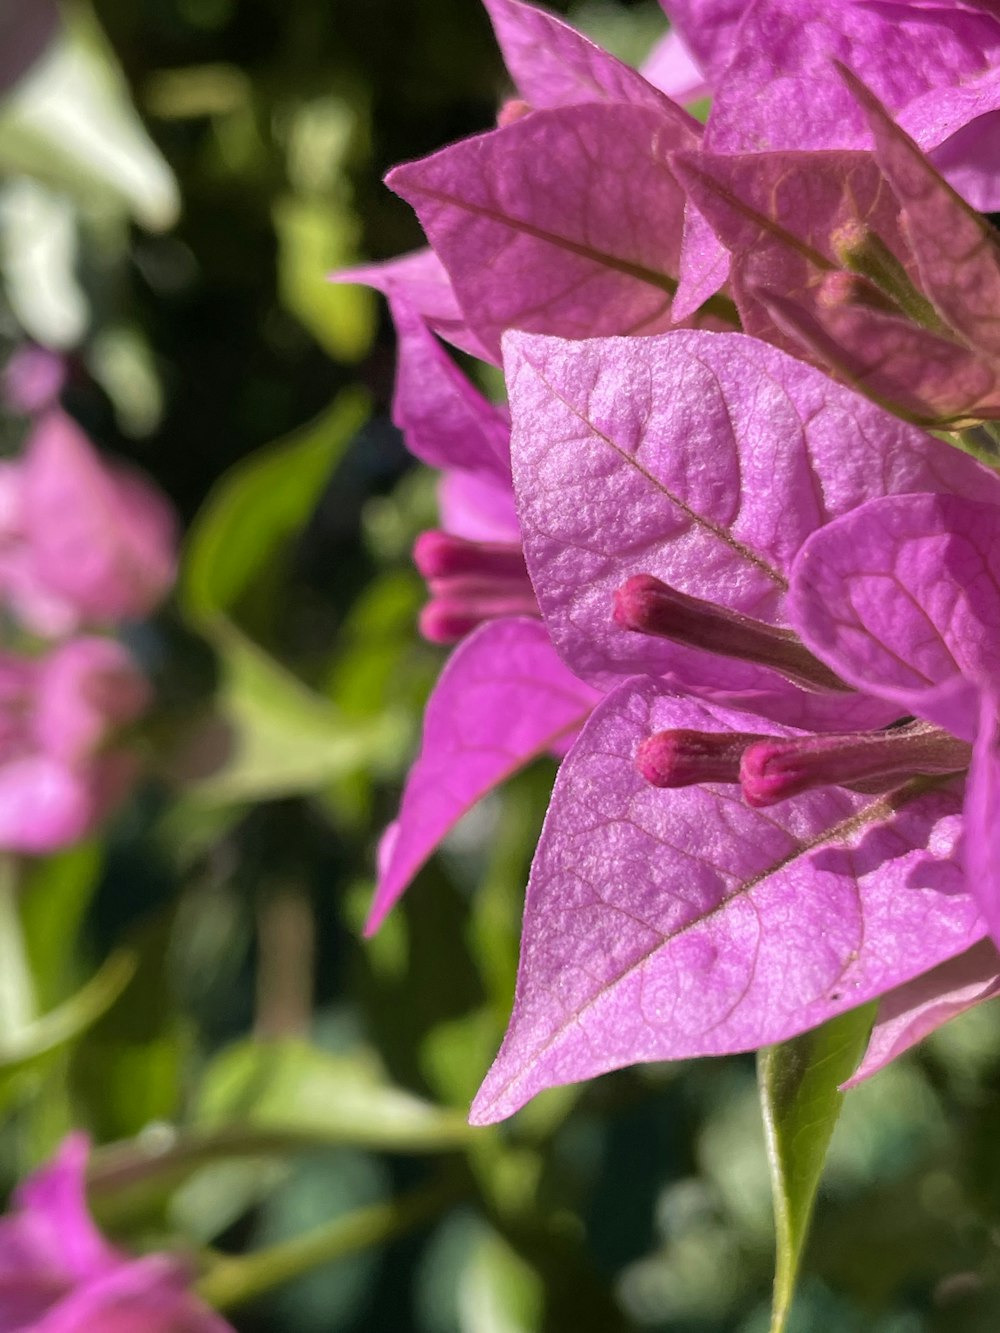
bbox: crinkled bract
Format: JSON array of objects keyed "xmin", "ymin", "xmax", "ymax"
[
  {"xmin": 461, "ymin": 329, "xmax": 1000, "ymax": 1121},
  {"xmin": 471, "ymin": 679, "xmax": 975, "ymax": 1124},
  {"xmin": 672, "ymin": 70, "xmax": 1000, "ymax": 426},
  {"xmin": 505, "ymin": 328, "xmax": 1000, "ymax": 714}
]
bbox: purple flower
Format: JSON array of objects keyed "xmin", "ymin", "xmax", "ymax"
[
  {"xmin": 383, "ymin": 0, "xmax": 712, "ymax": 365},
  {"xmin": 0, "ymin": 411, "xmax": 177, "ymax": 638},
  {"xmin": 343, "ymin": 0, "xmax": 756, "ymax": 935},
  {"xmin": 465, "ymin": 328, "xmax": 1000, "ymax": 1124},
  {"xmin": 844, "ymin": 939, "xmax": 1000, "ymax": 1086},
  {"xmin": 0, "ymin": 1134, "xmax": 234, "ymax": 1332},
  {"xmin": 369, "ymin": 617, "xmax": 598, "ymax": 933},
  {"xmin": 670, "ymin": 0, "xmax": 1000, "ymax": 205},
  {"xmin": 0, "ymin": 636, "xmax": 149, "ymax": 854},
  {"xmin": 662, "ymin": 0, "xmax": 1000, "ymax": 315},
  {"xmin": 782, "ymin": 490, "xmax": 1000, "ymax": 1080},
  {"xmin": 336, "ymin": 256, "xmax": 602, "ymax": 937},
  {"xmin": 672, "ymin": 68, "xmax": 1000, "ymax": 428}
]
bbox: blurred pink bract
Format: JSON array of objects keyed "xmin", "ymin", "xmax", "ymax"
[
  {"xmin": 0, "ymin": 411, "xmax": 177, "ymax": 638},
  {"xmin": 0, "ymin": 1134, "xmax": 234, "ymax": 1332},
  {"xmin": 0, "ymin": 637, "xmax": 149, "ymax": 854}
]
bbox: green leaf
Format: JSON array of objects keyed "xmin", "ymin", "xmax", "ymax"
[
  {"xmin": 0, "ymin": 14, "xmax": 179, "ymax": 229},
  {"xmin": 457, "ymin": 1225, "xmax": 544, "ymax": 1333},
  {"xmin": 274, "ymin": 194, "xmax": 375, "ymax": 362},
  {"xmin": 71, "ymin": 916, "xmax": 186, "ymax": 1141},
  {"xmin": 196, "ymin": 1037, "xmax": 475, "ymax": 1154},
  {"xmin": 758, "ymin": 1005, "xmax": 876, "ymax": 1333},
  {"xmin": 0, "ymin": 951, "xmax": 136, "ymax": 1114},
  {"xmin": 180, "ymin": 622, "xmax": 398, "ymax": 807},
  {"xmin": 181, "ymin": 389, "xmax": 368, "ymax": 624},
  {"xmin": 20, "ymin": 844, "xmax": 103, "ymax": 1010}
]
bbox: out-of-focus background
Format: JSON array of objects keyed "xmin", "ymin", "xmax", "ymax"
[{"xmin": 3, "ymin": 2, "xmax": 1000, "ymax": 1330}]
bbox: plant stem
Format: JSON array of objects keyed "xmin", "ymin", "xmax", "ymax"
[
  {"xmin": 0, "ymin": 856, "xmax": 35, "ymax": 1041},
  {"xmin": 196, "ymin": 1174, "xmax": 464, "ymax": 1311}
]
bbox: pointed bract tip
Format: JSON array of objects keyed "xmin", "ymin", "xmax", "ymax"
[{"xmin": 362, "ymin": 908, "xmax": 386, "ymax": 939}]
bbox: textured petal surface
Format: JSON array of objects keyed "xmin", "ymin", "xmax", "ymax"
[
  {"xmin": 506, "ymin": 329, "xmax": 1000, "ymax": 724},
  {"xmin": 925, "ymin": 94, "xmax": 1000, "ymax": 211},
  {"xmin": 844, "ymin": 66, "xmax": 1000, "ymax": 359},
  {"xmin": 670, "ymin": 148, "xmax": 911, "ymax": 353},
  {"xmin": 790, "ymin": 493, "xmax": 1000, "ymax": 741},
  {"xmin": 671, "ymin": 145, "xmax": 1000, "ymax": 422},
  {"xmin": 704, "ymin": 0, "xmax": 1000, "ymax": 161},
  {"xmin": 336, "ymin": 248, "xmax": 488, "ymax": 359},
  {"xmin": 673, "ymin": 205, "xmax": 731, "ymax": 323},
  {"xmin": 966, "ymin": 692, "xmax": 1000, "ymax": 942},
  {"xmin": 471, "ymin": 679, "xmax": 975, "ymax": 1124},
  {"xmin": 845, "ymin": 938, "xmax": 1000, "ymax": 1087},
  {"xmin": 658, "ymin": 0, "xmax": 751, "ymax": 85},
  {"xmin": 367, "ymin": 618, "xmax": 597, "ymax": 933},
  {"xmin": 388, "ymin": 103, "xmax": 694, "ymax": 360},
  {"xmin": 640, "ymin": 30, "xmax": 709, "ymax": 104},
  {"xmin": 760, "ymin": 285, "xmax": 1000, "ymax": 426},
  {"xmin": 484, "ymin": 0, "xmax": 692, "ymax": 120}
]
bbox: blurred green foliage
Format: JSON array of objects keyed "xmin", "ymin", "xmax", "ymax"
[{"xmin": 1, "ymin": 2, "xmax": 1000, "ymax": 1332}]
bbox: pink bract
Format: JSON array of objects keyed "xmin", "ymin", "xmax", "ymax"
[
  {"xmin": 367, "ymin": 618, "xmax": 598, "ymax": 934},
  {"xmin": 0, "ymin": 1135, "xmax": 233, "ymax": 1332},
  {"xmin": 0, "ymin": 637, "xmax": 148, "ymax": 854},
  {"xmin": 0, "ymin": 412, "xmax": 176, "ymax": 637},
  {"xmin": 471, "ymin": 679, "xmax": 976, "ymax": 1124},
  {"xmin": 505, "ymin": 328, "xmax": 1000, "ymax": 717}
]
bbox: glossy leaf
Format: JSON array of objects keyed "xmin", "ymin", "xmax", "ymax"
[
  {"xmin": 181, "ymin": 390, "xmax": 368, "ymax": 623},
  {"xmin": 758, "ymin": 1005, "xmax": 875, "ymax": 1332}
]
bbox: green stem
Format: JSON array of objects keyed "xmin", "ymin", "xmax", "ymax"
[
  {"xmin": 196, "ymin": 1174, "xmax": 463, "ymax": 1311},
  {"xmin": 953, "ymin": 423, "xmax": 1000, "ymax": 467},
  {"xmin": 0, "ymin": 857, "xmax": 35, "ymax": 1041}
]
